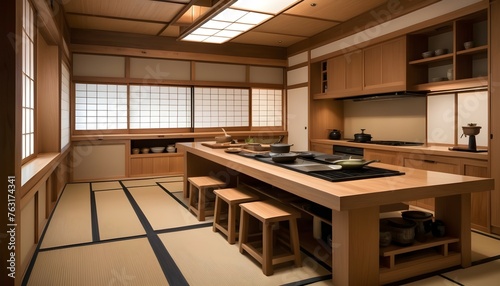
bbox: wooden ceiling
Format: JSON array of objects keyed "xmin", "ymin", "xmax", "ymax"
[{"xmin": 61, "ymin": 0, "xmax": 390, "ymax": 48}]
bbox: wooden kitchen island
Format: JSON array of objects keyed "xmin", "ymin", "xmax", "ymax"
[{"xmin": 177, "ymin": 142, "xmax": 494, "ymax": 285}]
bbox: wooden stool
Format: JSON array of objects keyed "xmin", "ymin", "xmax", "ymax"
[
  {"xmin": 238, "ymin": 200, "xmax": 301, "ymax": 276},
  {"xmin": 212, "ymin": 186, "xmax": 259, "ymax": 244},
  {"xmin": 188, "ymin": 176, "xmax": 226, "ymax": 221}
]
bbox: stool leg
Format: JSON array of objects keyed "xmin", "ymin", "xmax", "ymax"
[
  {"xmin": 213, "ymin": 196, "xmax": 221, "ymax": 232},
  {"xmin": 239, "ymin": 209, "xmax": 249, "ymax": 254},
  {"xmin": 289, "ymin": 219, "xmax": 302, "ymax": 267},
  {"xmin": 262, "ymin": 222, "xmax": 274, "ymax": 276},
  {"xmin": 188, "ymin": 184, "xmax": 196, "ymax": 209},
  {"xmin": 227, "ymin": 203, "xmax": 237, "ymax": 244},
  {"xmin": 184, "ymin": 181, "xmax": 190, "ymax": 198},
  {"xmin": 198, "ymin": 188, "xmax": 205, "ymax": 221}
]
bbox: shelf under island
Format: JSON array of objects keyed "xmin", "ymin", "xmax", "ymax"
[{"xmin": 177, "ymin": 142, "xmax": 494, "ymax": 285}]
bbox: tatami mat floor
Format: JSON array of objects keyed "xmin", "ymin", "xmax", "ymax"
[{"xmin": 23, "ymin": 176, "xmax": 500, "ymax": 285}]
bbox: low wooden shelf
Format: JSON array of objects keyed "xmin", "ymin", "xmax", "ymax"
[{"xmin": 379, "ymin": 236, "xmax": 460, "ymax": 284}]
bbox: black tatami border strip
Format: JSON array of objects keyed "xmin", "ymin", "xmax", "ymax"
[
  {"xmin": 155, "ymin": 222, "xmax": 213, "ymax": 234},
  {"xmin": 439, "ymin": 274, "xmax": 465, "ymax": 285},
  {"xmin": 281, "ymin": 274, "xmax": 332, "ymax": 286},
  {"xmin": 37, "ymin": 234, "xmax": 148, "ymax": 252},
  {"xmin": 156, "ymin": 182, "xmax": 189, "ymax": 209},
  {"xmin": 472, "ymin": 229, "xmax": 500, "ymax": 241},
  {"xmin": 119, "ymin": 181, "xmax": 189, "ymax": 286},
  {"xmin": 89, "ymin": 184, "xmax": 100, "ymax": 241}
]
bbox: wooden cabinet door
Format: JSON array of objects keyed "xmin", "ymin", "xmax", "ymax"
[
  {"xmin": 402, "ymin": 155, "xmax": 460, "ymax": 211},
  {"xmin": 463, "ymin": 159, "xmax": 490, "ymax": 232},
  {"xmin": 363, "ymin": 37, "xmax": 406, "ymax": 92},
  {"xmin": 364, "ymin": 149, "xmax": 401, "ymax": 166},
  {"xmin": 310, "ymin": 142, "xmax": 333, "ymax": 154},
  {"xmin": 130, "ymin": 157, "xmax": 153, "ymax": 176},
  {"xmin": 328, "ymin": 51, "xmax": 362, "ymax": 96},
  {"xmin": 129, "ymin": 154, "xmax": 184, "ymax": 177}
]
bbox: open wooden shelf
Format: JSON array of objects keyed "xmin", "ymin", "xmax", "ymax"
[
  {"xmin": 379, "ymin": 236, "xmax": 460, "ymax": 284},
  {"xmin": 409, "ymin": 53, "xmax": 453, "ymax": 65},
  {"xmin": 456, "ymin": 44, "xmax": 488, "ymax": 56},
  {"xmin": 130, "ymin": 152, "xmax": 182, "ymax": 158},
  {"xmin": 410, "ymin": 76, "xmax": 488, "ymax": 91}
]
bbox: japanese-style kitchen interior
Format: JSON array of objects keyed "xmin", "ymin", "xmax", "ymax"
[{"xmin": 5, "ymin": 0, "xmax": 500, "ymax": 285}]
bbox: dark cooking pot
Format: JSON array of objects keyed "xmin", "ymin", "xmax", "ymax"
[
  {"xmin": 328, "ymin": 129, "xmax": 342, "ymax": 140},
  {"xmin": 270, "ymin": 143, "xmax": 293, "ymax": 153},
  {"xmin": 270, "ymin": 152, "xmax": 297, "ymax": 163},
  {"xmin": 354, "ymin": 129, "xmax": 372, "ymax": 142}
]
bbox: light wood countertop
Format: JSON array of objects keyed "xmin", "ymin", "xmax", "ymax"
[
  {"xmin": 178, "ymin": 142, "xmax": 494, "ymax": 211},
  {"xmin": 311, "ymin": 139, "xmax": 489, "ymax": 160}
]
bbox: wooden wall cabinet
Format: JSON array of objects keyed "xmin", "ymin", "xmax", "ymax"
[
  {"xmin": 363, "ymin": 37, "xmax": 407, "ymax": 93},
  {"xmin": 327, "ymin": 51, "xmax": 363, "ymax": 97},
  {"xmin": 313, "ymin": 36, "xmax": 407, "ymax": 99}
]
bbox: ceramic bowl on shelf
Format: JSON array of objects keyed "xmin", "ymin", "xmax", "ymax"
[
  {"xmin": 132, "ymin": 148, "xmax": 140, "ymax": 154},
  {"xmin": 434, "ymin": 48, "xmax": 448, "ymax": 56},
  {"xmin": 167, "ymin": 145, "xmax": 176, "ymax": 153},
  {"xmin": 141, "ymin": 148, "xmax": 150, "ymax": 154},
  {"xmin": 150, "ymin": 147, "xmax": 165, "ymax": 153},
  {"xmin": 422, "ymin": 51, "xmax": 434, "ymax": 58},
  {"xmin": 464, "ymin": 41, "xmax": 474, "ymax": 49}
]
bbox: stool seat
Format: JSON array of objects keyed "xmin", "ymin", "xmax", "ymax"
[
  {"xmin": 188, "ymin": 176, "xmax": 226, "ymax": 221},
  {"xmin": 213, "ymin": 187, "xmax": 259, "ymax": 244},
  {"xmin": 238, "ymin": 200, "xmax": 301, "ymax": 276}
]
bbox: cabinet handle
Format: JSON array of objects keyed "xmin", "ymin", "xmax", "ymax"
[{"xmin": 423, "ymin": 160, "xmax": 436, "ymax": 164}]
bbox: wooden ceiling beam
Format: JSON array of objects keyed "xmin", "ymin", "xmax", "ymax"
[{"xmin": 70, "ymin": 28, "xmax": 287, "ymax": 61}]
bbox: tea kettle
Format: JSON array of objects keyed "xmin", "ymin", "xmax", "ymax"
[{"xmin": 328, "ymin": 129, "xmax": 342, "ymax": 140}]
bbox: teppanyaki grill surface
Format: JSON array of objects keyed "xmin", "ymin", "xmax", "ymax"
[{"xmin": 239, "ymin": 153, "xmax": 404, "ymax": 182}]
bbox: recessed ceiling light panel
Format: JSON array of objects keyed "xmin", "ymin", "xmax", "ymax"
[
  {"xmin": 231, "ymin": 0, "xmax": 300, "ymax": 14},
  {"xmin": 180, "ymin": 0, "xmax": 302, "ymax": 43}
]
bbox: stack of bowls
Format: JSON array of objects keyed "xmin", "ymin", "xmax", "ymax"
[{"xmin": 401, "ymin": 210, "xmax": 433, "ymax": 242}]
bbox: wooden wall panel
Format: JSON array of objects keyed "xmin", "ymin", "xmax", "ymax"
[
  {"xmin": 37, "ymin": 33, "xmax": 60, "ymax": 153},
  {"xmin": 73, "ymin": 54, "xmax": 125, "ymax": 77},
  {"xmin": 72, "ymin": 143, "xmax": 126, "ymax": 181}
]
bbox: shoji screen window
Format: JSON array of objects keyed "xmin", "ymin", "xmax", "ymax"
[
  {"xmin": 129, "ymin": 85, "xmax": 191, "ymax": 129},
  {"xmin": 194, "ymin": 87, "xmax": 249, "ymax": 128},
  {"xmin": 22, "ymin": 0, "xmax": 35, "ymax": 160},
  {"xmin": 74, "ymin": 83, "xmax": 128, "ymax": 130},
  {"xmin": 252, "ymin": 89, "xmax": 283, "ymax": 127}
]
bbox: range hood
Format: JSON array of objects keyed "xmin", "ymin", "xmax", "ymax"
[{"xmin": 346, "ymin": 90, "xmax": 429, "ymax": 101}]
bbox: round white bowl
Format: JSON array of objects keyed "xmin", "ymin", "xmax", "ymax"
[{"xmin": 150, "ymin": 147, "xmax": 165, "ymax": 153}]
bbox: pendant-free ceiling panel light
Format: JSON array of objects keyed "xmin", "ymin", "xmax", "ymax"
[{"xmin": 180, "ymin": 0, "xmax": 302, "ymax": 44}]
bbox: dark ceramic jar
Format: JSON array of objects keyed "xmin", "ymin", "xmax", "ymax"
[{"xmin": 329, "ymin": 129, "xmax": 342, "ymax": 140}]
